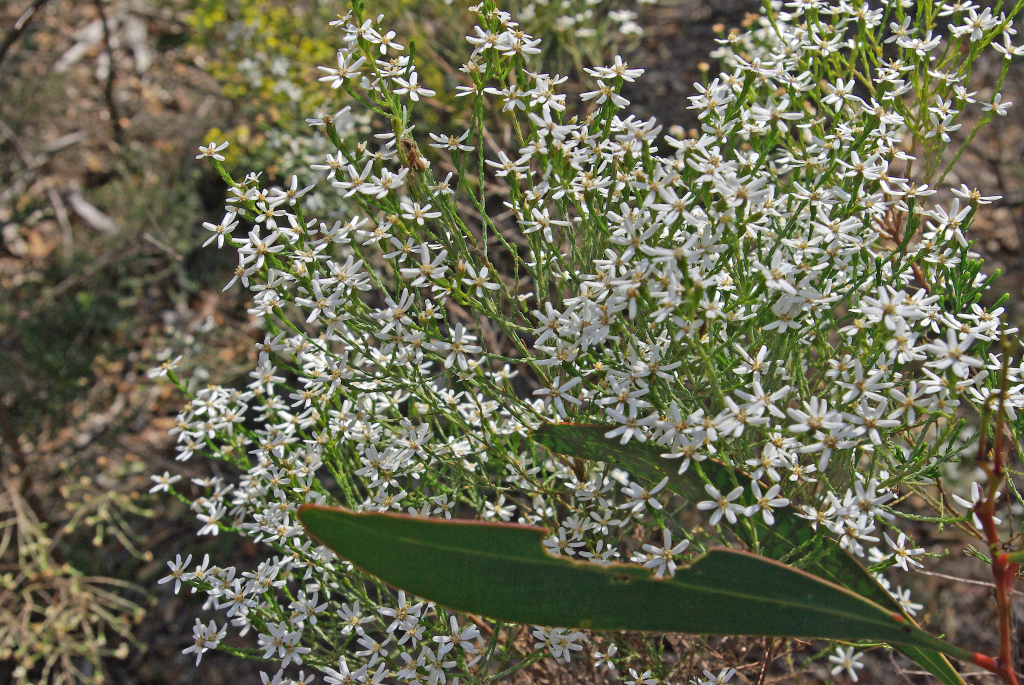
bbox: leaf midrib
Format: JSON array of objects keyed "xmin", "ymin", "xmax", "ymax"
[{"xmin": 345, "ymin": 519, "xmax": 910, "ymax": 633}]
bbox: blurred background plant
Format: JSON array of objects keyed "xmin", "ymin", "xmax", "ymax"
[
  {"xmin": 0, "ymin": 0, "xmax": 254, "ymax": 682},
  {"xmin": 0, "ymin": 476, "xmax": 143, "ymax": 685}
]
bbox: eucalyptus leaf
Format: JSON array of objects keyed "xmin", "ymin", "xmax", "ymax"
[
  {"xmin": 530, "ymin": 423, "xmax": 965, "ymax": 685},
  {"xmin": 298, "ymin": 505, "xmax": 973, "ymax": 664}
]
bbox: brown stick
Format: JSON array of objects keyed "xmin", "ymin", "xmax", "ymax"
[
  {"xmin": 755, "ymin": 637, "xmax": 776, "ymax": 685},
  {"xmin": 92, "ymin": 0, "xmax": 125, "ymax": 145},
  {"xmin": 0, "ymin": 0, "xmax": 52, "ymax": 67}
]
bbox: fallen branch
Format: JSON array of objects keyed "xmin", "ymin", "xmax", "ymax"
[
  {"xmin": 66, "ymin": 190, "xmax": 120, "ymax": 234},
  {"xmin": 0, "ymin": 0, "xmax": 52, "ymax": 67}
]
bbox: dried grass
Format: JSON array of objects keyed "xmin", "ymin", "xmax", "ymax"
[{"xmin": 0, "ymin": 477, "xmax": 146, "ymax": 684}]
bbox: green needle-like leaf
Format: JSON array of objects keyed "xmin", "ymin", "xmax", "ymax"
[
  {"xmin": 298, "ymin": 505, "xmax": 972, "ymax": 662},
  {"xmin": 531, "ymin": 423, "xmax": 965, "ymax": 685}
]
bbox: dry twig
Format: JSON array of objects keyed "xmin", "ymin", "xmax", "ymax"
[{"xmin": 0, "ymin": 0, "xmax": 52, "ymax": 67}]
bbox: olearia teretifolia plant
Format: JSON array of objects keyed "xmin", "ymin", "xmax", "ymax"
[
  {"xmin": 188, "ymin": 0, "xmax": 649, "ymax": 208},
  {"xmin": 154, "ymin": 0, "xmax": 1024, "ymax": 683}
]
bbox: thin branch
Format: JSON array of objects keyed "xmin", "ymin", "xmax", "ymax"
[
  {"xmin": 974, "ymin": 339, "xmax": 1020, "ymax": 684},
  {"xmin": 92, "ymin": 0, "xmax": 124, "ymax": 144},
  {"xmin": 46, "ymin": 186, "xmax": 73, "ymax": 263},
  {"xmin": 755, "ymin": 637, "xmax": 776, "ymax": 685},
  {"xmin": 0, "ymin": 0, "xmax": 52, "ymax": 67},
  {"xmin": 914, "ymin": 568, "xmax": 1024, "ymax": 597}
]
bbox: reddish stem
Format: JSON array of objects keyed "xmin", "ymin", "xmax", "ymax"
[{"xmin": 973, "ymin": 347, "xmax": 1019, "ymax": 685}]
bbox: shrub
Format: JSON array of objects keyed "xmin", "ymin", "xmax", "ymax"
[{"xmin": 162, "ymin": 0, "xmax": 1024, "ymax": 683}]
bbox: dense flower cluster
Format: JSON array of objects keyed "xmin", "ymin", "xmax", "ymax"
[
  {"xmin": 189, "ymin": 0, "xmax": 650, "ymax": 207},
  {"xmin": 160, "ymin": 0, "xmax": 1024, "ymax": 682}
]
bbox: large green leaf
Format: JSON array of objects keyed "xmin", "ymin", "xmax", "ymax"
[
  {"xmin": 298, "ymin": 505, "xmax": 972, "ymax": 662},
  {"xmin": 531, "ymin": 423, "xmax": 965, "ymax": 685}
]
